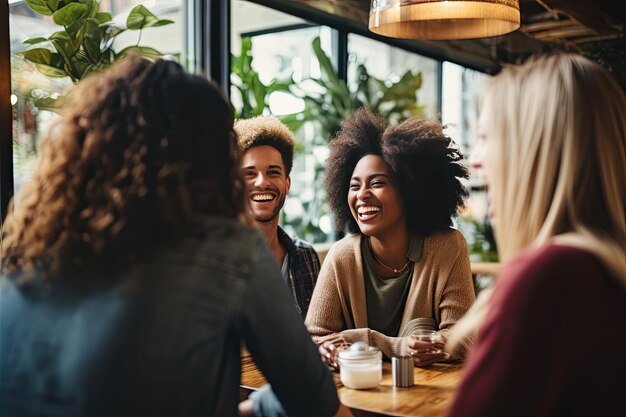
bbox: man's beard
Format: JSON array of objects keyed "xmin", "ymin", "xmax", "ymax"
[{"xmin": 251, "ymin": 193, "xmax": 286, "ymax": 223}]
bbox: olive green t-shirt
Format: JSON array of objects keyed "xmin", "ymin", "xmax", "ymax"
[{"xmin": 361, "ymin": 235, "xmax": 424, "ymax": 336}]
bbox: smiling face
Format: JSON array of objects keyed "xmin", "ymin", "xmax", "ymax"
[
  {"xmin": 348, "ymin": 154, "xmax": 406, "ymax": 239},
  {"xmin": 241, "ymin": 145, "xmax": 291, "ymax": 223}
]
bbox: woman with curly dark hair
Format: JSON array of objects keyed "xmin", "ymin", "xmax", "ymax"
[
  {"xmin": 306, "ymin": 108, "xmax": 476, "ymax": 368},
  {"xmin": 0, "ymin": 57, "xmax": 343, "ymax": 417}
]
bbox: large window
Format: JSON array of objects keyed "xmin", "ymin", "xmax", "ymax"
[{"xmin": 8, "ymin": 0, "xmax": 192, "ymax": 196}]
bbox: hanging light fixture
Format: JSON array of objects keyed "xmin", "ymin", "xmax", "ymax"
[{"xmin": 369, "ymin": 0, "xmax": 521, "ymax": 40}]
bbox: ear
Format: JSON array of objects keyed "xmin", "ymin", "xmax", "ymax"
[{"xmin": 286, "ymin": 176, "xmax": 291, "ymax": 195}]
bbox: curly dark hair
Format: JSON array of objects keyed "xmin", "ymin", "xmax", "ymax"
[
  {"xmin": 325, "ymin": 108, "xmax": 469, "ymax": 236},
  {"xmin": 234, "ymin": 116, "xmax": 295, "ymax": 175},
  {"xmin": 1, "ymin": 56, "xmax": 245, "ymax": 281}
]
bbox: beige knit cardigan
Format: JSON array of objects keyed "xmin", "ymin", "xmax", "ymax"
[{"xmin": 305, "ymin": 229, "xmax": 476, "ymax": 359}]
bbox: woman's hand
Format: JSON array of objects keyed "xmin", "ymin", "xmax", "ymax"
[
  {"xmin": 319, "ymin": 341, "xmax": 339, "ymax": 371},
  {"xmin": 400, "ymin": 335, "xmax": 448, "ymax": 367}
]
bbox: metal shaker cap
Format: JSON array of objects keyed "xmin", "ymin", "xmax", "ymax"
[{"xmin": 392, "ymin": 356, "xmax": 414, "ymax": 387}]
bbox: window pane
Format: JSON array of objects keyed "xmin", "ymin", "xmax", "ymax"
[
  {"xmin": 442, "ymin": 61, "xmax": 496, "ymax": 262},
  {"xmin": 347, "ymin": 33, "xmax": 439, "ymax": 120},
  {"xmin": 9, "ymin": 0, "xmax": 191, "ymax": 196}
]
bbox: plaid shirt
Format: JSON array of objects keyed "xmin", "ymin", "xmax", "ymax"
[{"xmin": 277, "ymin": 226, "xmax": 320, "ymax": 320}]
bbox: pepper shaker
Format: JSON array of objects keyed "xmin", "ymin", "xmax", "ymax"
[{"xmin": 392, "ymin": 356, "xmax": 414, "ymax": 387}]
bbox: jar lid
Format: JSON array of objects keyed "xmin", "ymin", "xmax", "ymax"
[{"xmin": 338, "ymin": 341, "xmax": 380, "ymax": 360}]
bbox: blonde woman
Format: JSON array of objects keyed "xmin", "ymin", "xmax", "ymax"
[{"xmin": 446, "ymin": 54, "xmax": 626, "ymax": 417}]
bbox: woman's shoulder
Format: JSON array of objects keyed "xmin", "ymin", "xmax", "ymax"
[
  {"xmin": 201, "ymin": 216, "xmax": 262, "ymax": 240},
  {"xmin": 495, "ymin": 243, "xmax": 611, "ymax": 305},
  {"xmin": 423, "ymin": 228, "xmax": 467, "ymax": 256},
  {"xmin": 164, "ymin": 217, "xmax": 267, "ymax": 271},
  {"xmin": 325, "ymin": 234, "xmax": 361, "ymax": 261},
  {"xmin": 192, "ymin": 217, "xmax": 268, "ymax": 253},
  {"xmin": 505, "ymin": 244, "xmax": 603, "ymax": 282}
]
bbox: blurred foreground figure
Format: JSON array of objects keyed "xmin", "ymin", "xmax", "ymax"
[
  {"xmin": 447, "ymin": 54, "xmax": 626, "ymax": 417},
  {"xmin": 0, "ymin": 57, "xmax": 342, "ymax": 417}
]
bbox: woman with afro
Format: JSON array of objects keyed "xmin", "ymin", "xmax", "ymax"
[{"xmin": 305, "ymin": 109, "xmax": 475, "ymax": 368}]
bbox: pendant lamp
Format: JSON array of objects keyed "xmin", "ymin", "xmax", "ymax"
[{"xmin": 369, "ymin": 0, "xmax": 521, "ymax": 40}]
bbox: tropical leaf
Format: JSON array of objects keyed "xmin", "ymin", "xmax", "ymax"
[
  {"xmin": 312, "ymin": 37, "xmax": 340, "ymax": 89},
  {"xmin": 21, "ymin": 48, "xmax": 55, "ymax": 66},
  {"xmin": 83, "ymin": 0, "xmax": 98, "ymax": 19},
  {"xmin": 313, "ymin": 39, "xmax": 351, "ymax": 113},
  {"xmin": 126, "ymin": 5, "xmax": 174, "ymax": 30},
  {"xmin": 47, "ymin": 0, "xmax": 62, "ymax": 13},
  {"xmin": 82, "ymin": 18, "xmax": 102, "ymax": 63},
  {"xmin": 24, "ymin": 0, "xmax": 53, "ymax": 16},
  {"xmin": 52, "ymin": 3, "xmax": 87, "ymax": 26},
  {"xmin": 116, "ymin": 46, "xmax": 163, "ymax": 60},
  {"xmin": 35, "ymin": 63, "xmax": 69, "ymax": 78},
  {"xmin": 95, "ymin": 12, "xmax": 112, "ymax": 24},
  {"xmin": 26, "ymin": 49, "xmax": 68, "ymax": 78},
  {"xmin": 69, "ymin": 50, "xmax": 91, "ymax": 78},
  {"xmin": 280, "ymin": 111, "xmax": 309, "ymax": 134},
  {"xmin": 231, "ymin": 36, "xmax": 297, "ymax": 119},
  {"xmin": 49, "ymin": 30, "xmax": 81, "ymax": 60},
  {"xmin": 249, "ymin": 75, "xmax": 267, "ymax": 116},
  {"xmin": 23, "ymin": 37, "xmax": 49, "ymax": 45}
]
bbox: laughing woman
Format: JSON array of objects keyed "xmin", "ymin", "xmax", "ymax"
[{"xmin": 305, "ymin": 109, "xmax": 476, "ymax": 368}]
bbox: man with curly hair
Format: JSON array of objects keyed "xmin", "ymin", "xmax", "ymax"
[{"xmin": 235, "ymin": 116, "xmax": 320, "ymax": 320}]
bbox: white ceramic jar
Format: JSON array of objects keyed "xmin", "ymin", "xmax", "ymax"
[{"xmin": 337, "ymin": 341, "xmax": 382, "ymax": 389}]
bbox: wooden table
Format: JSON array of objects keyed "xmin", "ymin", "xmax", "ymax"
[{"xmin": 241, "ymin": 354, "xmax": 463, "ymax": 417}]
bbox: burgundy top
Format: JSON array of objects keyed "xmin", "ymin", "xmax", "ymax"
[{"xmin": 447, "ymin": 244, "xmax": 626, "ymax": 417}]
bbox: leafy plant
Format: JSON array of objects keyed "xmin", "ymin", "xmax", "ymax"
[
  {"xmin": 20, "ymin": 0, "xmax": 173, "ymax": 109},
  {"xmin": 458, "ymin": 215, "xmax": 499, "ymax": 262},
  {"xmin": 288, "ymin": 36, "xmax": 425, "ymax": 141},
  {"xmin": 230, "ymin": 37, "xmax": 296, "ymax": 119}
]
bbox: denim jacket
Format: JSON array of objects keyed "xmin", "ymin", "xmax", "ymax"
[{"xmin": 0, "ymin": 217, "xmax": 338, "ymax": 417}]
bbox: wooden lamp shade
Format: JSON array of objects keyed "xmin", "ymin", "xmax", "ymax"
[{"xmin": 369, "ymin": 0, "xmax": 521, "ymax": 40}]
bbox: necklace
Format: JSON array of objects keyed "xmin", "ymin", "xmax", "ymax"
[{"xmin": 367, "ymin": 238, "xmax": 411, "ymax": 274}]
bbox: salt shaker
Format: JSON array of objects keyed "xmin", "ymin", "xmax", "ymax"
[{"xmin": 392, "ymin": 356, "xmax": 414, "ymax": 387}]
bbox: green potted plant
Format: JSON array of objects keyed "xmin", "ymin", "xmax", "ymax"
[
  {"xmin": 230, "ymin": 36, "xmax": 296, "ymax": 120},
  {"xmin": 19, "ymin": 0, "xmax": 173, "ymax": 110},
  {"xmin": 286, "ymin": 36, "xmax": 425, "ymax": 141}
]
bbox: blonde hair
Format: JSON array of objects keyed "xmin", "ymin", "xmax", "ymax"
[{"xmin": 448, "ymin": 54, "xmax": 626, "ymax": 352}]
